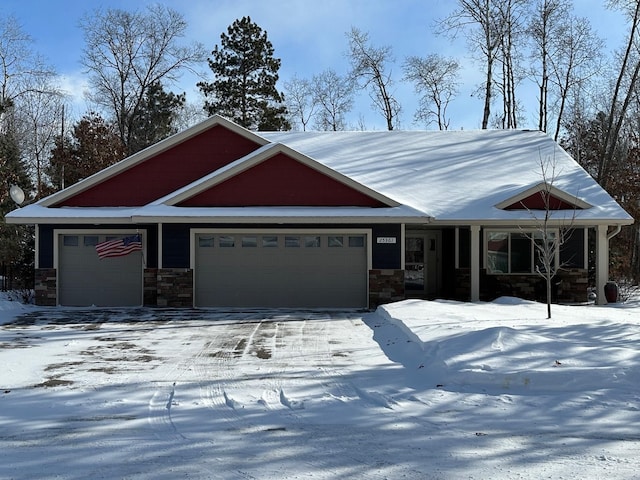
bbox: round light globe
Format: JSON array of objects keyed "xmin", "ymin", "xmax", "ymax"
[{"xmin": 9, "ymin": 185, "xmax": 25, "ymax": 205}]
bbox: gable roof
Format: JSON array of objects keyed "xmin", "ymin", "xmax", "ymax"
[
  {"xmin": 495, "ymin": 182, "xmax": 592, "ymax": 211},
  {"xmin": 156, "ymin": 142, "xmax": 399, "ymax": 208},
  {"xmin": 41, "ymin": 116, "xmax": 268, "ymax": 207},
  {"xmin": 5, "ymin": 117, "xmax": 633, "ymax": 227},
  {"xmin": 261, "ymin": 129, "xmax": 632, "ymax": 225}
]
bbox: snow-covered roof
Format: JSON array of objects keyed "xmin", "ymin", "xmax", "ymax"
[
  {"xmin": 260, "ymin": 129, "xmax": 632, "ymax": 224},
  {"xmin": 5, "ymin": 116, "xmax": 633, "ymax": 226}
]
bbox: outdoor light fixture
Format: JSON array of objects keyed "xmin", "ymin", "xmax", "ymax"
[{"xmin": 9, "ymin": 184, "xmax": 25, "ymax": 206}]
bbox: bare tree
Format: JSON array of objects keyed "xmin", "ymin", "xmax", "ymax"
[
  {"xmin": 14, "ymin": 80, "xmax": 65, "ymax": 198},
  {"xmin": 311, "ymin": 70, "xmax": 354, "ymax": 131},
  {"xmin": 283, "ymin": 75, "xmax": 316, "ymax": 131},
  {"xmin": 597, "ymin": 0, "xmax": 640, "ymax": 189},
  {"xmin": 548, "ymin": 16, "xmax": 603, "ymax": 141},
  {"xmin": 438, "ymin": 0, "xmax": 503, "ymax": 129},
  {"xmin": 494, "ymin": 0, "xmax": 528, "ymax": 129},
  {"xmin": 523, "ymin": 156, "xmax": 576, "ymax": 319},
  {"xmin": 80, "ymin": 5, "xmax": 205, "ymax": 154},
  {"xmin": 528, "ymin": 0, "xmax": 568, "ymax": 133},
  {"xmin": 0, "ymin": 15, "xmax": 62, "ymax": 199},
  {"xmin": 403, "ymin": 54, "xmax": 460, "ymax": 130},
  {"xmin": 346, "ymin": 27, "xmax": 400, "ymax": 130}
]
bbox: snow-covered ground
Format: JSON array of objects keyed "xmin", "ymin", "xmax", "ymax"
[{"xmin": 1, "ymin": 293, "xmax": 640, "ymax": 479}]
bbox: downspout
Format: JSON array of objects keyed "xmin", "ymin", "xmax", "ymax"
[{"xmin": 607, "ymin": 224, "xmax": 622, "ymax": 240}]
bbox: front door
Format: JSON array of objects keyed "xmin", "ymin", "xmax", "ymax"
[{"xmin": 405, "ymin": 232, "xmax": 440, "ymax": 298}]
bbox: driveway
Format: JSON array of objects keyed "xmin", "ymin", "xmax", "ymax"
[{"xmin": 1, "ymin": 307, "xmax": 430, "ymax": 479}]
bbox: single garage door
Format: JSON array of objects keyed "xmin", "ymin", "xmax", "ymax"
[
  {"xmin": 195, "ymin": 232, "xmax": 368, "ymax": 308},
  {"xmin": 58, "ymin": 233, "xmax": 143, "ymax": 306}
]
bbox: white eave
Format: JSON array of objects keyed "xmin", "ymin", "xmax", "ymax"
[{"xmin": 4, "ymin": 203, "xmax": 432, "ymax": 225}]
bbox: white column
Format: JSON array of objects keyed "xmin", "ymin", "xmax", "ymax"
[
  {"xmin": 471, "ymin": 225, "xmax": 480, "ymax": 302},
  {"xmin": 596, "ymin": 224, "xmax": 608, "ymax": 305},
  {"xmin": 158, "ymin": 223, "xmax": 163, "ymax": 269}
]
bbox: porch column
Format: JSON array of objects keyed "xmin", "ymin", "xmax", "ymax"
[
  {"xmin": 471, "ymin": 225, "xmax": 480, "ymax": 301},
  {"xmin": 595, "ymin": 224, "xmax": 608, "ymax": 305}
]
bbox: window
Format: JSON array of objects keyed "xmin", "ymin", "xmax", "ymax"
[
  {"xmin": 242, "ymin": 236, "xmax": 257, "ymax": 247},
  {"xmin": 304, "ymin": 236, "xmax": 321, "ymax": 247},
  {"xmin": 285, "ymin": 236, "xmax": 300, "ymax": 247},
  {"xmin": 262, "ymin": 236, "xmax": 278, "ymax": 247},
  {"xmin": 486, "ymin": 230, "xmax": 557, "ymax": 274},
  {"xmin": 199, "ymin": 235, "xmax": 214, "ymax": 247},
  {"xmin": 63, "ymin": 235, "xmax": 79, "ymax": 247},
  {"xmin": 328, "ymin": 236, "xmax": 344, "ymax": 247},
  {"xmin": 348, "ymin": 235, "xmax": 365, "ymax": 247},
  {"xmin": 219, "ymin": 236, "xmax": 235, "ymax": 247},
  {"xmin": 83, "ymin": 235, "xmax": 99, "ymax": 247}
]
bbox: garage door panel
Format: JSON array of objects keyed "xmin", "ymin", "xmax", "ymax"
[
  {"xmin": 195, "ymin": 233, "xmax": 367, "ymax": 308},
  {"xmin": 59, "ymin": 234, "xmax": 143, "ymax": 307}
]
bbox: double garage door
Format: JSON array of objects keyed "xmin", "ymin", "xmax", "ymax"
[
  {"xmin": 195, "ymin": 231, "xmax": 369, "ymax": 308},
  {"xmin": 58, "ymin": 233, "xmax": 143, "ymax": 306}
]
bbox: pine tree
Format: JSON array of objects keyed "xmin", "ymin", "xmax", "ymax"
[
  {"xmin": 198, "ymin": 16, "xmax": 290, "ymax": 131},
  {"xmin": 129, "ymin": 82, "xmax": 186, "ymax": 154},
  {"xmin": 0, "ymin": 111, "xmax": 34, "ymax": 287}
]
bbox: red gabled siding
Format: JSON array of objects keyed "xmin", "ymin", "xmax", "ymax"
[
  {"xmin": 505, "ymin": 191, "xmax": 578, "ymax": 210},
  {"xmin": 56, "ymin": 126, "xmax": 263, "ymax": 207},
  {"xmin": 178, "ymin": 153, "xmax": 387, "ymax": 207}
]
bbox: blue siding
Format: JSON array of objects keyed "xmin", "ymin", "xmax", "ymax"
[
  {"xmin": 371, "ymin": 224, "xmax": 402, "ymax": 269},
  {"xmin": 162, "ymin": 224, "xmax": 191, "ymax": 268}
]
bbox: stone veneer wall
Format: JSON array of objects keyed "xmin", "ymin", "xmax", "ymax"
[
  {"xmin": 156, "ymin": 268, "xmax": 193, "ymax": 307},
  {"xmin": 369, "ymin": 269, "xmax": 405, "ymax": 308},
  {"xmin": 34, "ymin": 268, "xmax": 57, "ymax": 306},
  {"xmin": 453, "ymin": 268, "xmax": 589, "ymax": 304},
  {"xmin": 143, "ymin": 268, "xmax": 158, "ymax": 306}
]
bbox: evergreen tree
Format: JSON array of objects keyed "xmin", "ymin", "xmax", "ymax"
[
  {"xmin": 129, "ymin": 82, "xmax": 186, "ymax": 154},
  {"xmin": 0, "ymin": 113, "xmax": 34, "ymax": 288},
  {"xmin": 198, "ymin": 16, "xmax": 290, "ymax": 131},
  {"xmin": 47, "ymin": 112, "xmax": 127, "ymax": 190}
]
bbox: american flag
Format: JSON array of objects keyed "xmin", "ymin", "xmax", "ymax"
[{"xmin": 95, "ymin": 235, "xmax": 142, "ymax": 259}]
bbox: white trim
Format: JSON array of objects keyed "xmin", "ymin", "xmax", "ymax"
[
  {"xmin": 583, "ymin": 227, "xmax": 589, "ymax": 274},
  {"xmin": 400, "ymin": 224, "xmax": 406, "ymax": 268},
  {"xmin": 158, "ymin": 223, "xmax": 163, "ymax": 269},
  {"xmin": 494, "ymin": 182, "xmax": 592, "ymax": 210},
  {"xmin": 471, "ymin": 226, "xmax": 480, "ymax": 301},
  {"xmin": 596, "ymin": 225, "xmax": 609, "ymax": 305},
  {"xmin": 34, "ymin": 224, "xmax": 40, "ymax": 269},
  {"xmin": 454, "ymin": 227, "xmax": 459, "ymax": 269}
]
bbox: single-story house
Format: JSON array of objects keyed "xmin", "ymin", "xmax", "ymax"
[{"xmin": 6, "ymin": 115, "xmax": 633, "ymax": 308}]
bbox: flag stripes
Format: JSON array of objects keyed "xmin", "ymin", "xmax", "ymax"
[{"xmin": 95, "ymin": 235, "xmax": 142, "ymax": 259}]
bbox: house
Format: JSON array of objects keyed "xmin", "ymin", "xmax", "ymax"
[{"xmin": 5, "ymin": 115, "xmax": 633, "ymax": 308}]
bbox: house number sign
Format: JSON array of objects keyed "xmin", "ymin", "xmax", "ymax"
[{"xmin": 376, "ymin": 237, "xmax": 397, "ymax": 244}]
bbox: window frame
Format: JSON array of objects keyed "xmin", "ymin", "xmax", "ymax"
[{"xmin": 485, "ymin": 229, "xmax": 559, "ymax": 275}]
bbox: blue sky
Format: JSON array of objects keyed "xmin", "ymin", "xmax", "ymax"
[{"xmin": 2, "ymin": 0, "xmax": 627, "ymax": 130}]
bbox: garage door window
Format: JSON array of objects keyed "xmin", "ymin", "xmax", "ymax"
[
  {"xmin": 63, "ymin": 235, "xmax": 79, "ymax": 247},
  {"xmin": 328, "ymin": 236, "xmax": 344, "ymax": 247},
  {"xmin": 199, "ymin": 235, "xmax": 214, "ymax": 247},
  {"xmin": 305, "ymin": 236, "xmax": 321, "ymax": 247},
  {"xmin": 83, "ymin": 235, "xmax": 99, "ymax": 246},
  {"xmin": 349, "ymin": 235, "xmax": 365, "ymax": 247},
  {"xmin": 262, "ymin": 236, "xmax": 278, "ymax": 247},
  {"xmin": 285, "ymin": 236, "xmax": 300, "ymax": 247},
  {"xmin": 219, "ymin": 236, "xmax": 235, "ymax": 247},
  {"xmin": 242, "ymin": 236, "xmax": 257, "ymax": 247}
]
